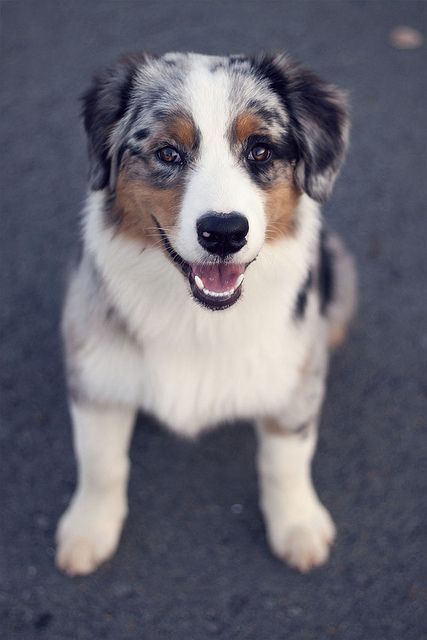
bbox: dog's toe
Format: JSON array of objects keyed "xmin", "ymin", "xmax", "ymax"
[
  {"xmin": 281, "ymin": 517, "xmax": 335, "ymax": 572},
  {"xmin": 56, "ymin": 536, "xmax": 103, "ymax": 576},
  {"xmin": 267, "ymin": 503, "xmax": 336, "ymax": 572},
  {"xmin": 55, "ymin": 500, "xmax": 125, "ymax": 576}
]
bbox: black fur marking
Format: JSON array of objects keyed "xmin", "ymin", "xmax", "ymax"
[
  {"xmin": 148, "ymin": 163, "xmax": 188, "ymax": 189},
  {"xmin": 210, "ymin": 55, "xmax": 247, "ymax": 73},
  {"xmin": 247, "ymin": 98, "xmax": 262, "ymax": 110},
  {"xmin": 293, "ymin": 422, "xmax": 311, "ymax": 438},
  {"xmin": 244, "ymin": 100, "xmax": 288, "ymax": 131},
  {"xmin": 210, "ymin": 60, "xmax": 226, "ymax": 73},
  {"xmin": 103, "ymin": 191, "xmax": 120, "ymax": 228},
  {"xmin": 251, "ymin": 55, "xmax": 348, "ymax": 202},
  {"xmin": 256, "ymin": 107, "xmax": 282, "ymax": 127},
  {"xmin": 82, "ymin": 55, "xmax": 146, "ymax": 190},
  {"xmin": 228, "ymin": 54, "xmax": 247, "ymax": 65},
  {"xmin": 142, "ymin": 86, "xmax": 173, "ymax": 111},
  {"xmin": 127, "ymin": 142, "xmax": 145, "ymax": 157},
  {"xmin": 318, "ymin": 231, "xmax": 334, "ymax": 314},
  {"xmin": 294, "ymin": 270, "xmax": 313, "ymax": 320},
  {"xmin": 115, "ymin": 142, "xmax": 128, "ymax": 176},
  {"xmin": 134, "ymin": 128, "xmax": 150, "ymax": 141},
  {"xmin": 246, "ymin": 135, "xmax": 297, "ymax": 187},
  {"xmin": 151, "ymin": 106, "xmax": 175, "ymax": 121}
]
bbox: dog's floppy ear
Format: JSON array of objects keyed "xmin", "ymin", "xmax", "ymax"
[
  {"xmin": 256, "ymin": 54, "xmax": 350, "ymax": 202},
  {"xmin": 81, "ymin": 53, "xmax": 150, "ymax": 191}
]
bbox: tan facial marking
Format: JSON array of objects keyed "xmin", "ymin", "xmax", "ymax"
[
  {"xmin": 167, "ymin": 116, "xmax": 198, "ymax": 149},
  {"xmin": 234, "ymin": 112, "xmax": 263, "ymax": 143},
  {"xmin": 265, "ymin": 173, "xmax": 301, "ymax": 241},
  {"xmin": 114, "ymin": 170, "xmax": 183, "ymax": 244}
]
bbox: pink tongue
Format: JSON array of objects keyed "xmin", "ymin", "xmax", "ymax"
[{"xmin": 191, "ymin": 263, "xmax": 245, "ymax": 293}]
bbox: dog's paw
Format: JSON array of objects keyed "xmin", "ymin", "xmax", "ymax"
[
  {"xmin": 266, "ymin": 502, "xmax": 336, "ymax": 572},
  {"xmin": 55, "ymin": 500, "xmax": 126, "ymax": 576}
]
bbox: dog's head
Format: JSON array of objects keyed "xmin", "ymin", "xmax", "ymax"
[{"xmin": 82, "ymin": 52, "xmax": 349, "ymax": 310}]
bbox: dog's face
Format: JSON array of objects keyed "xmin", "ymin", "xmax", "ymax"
[{"xmin": 83, "ymin": 52, "xmax": 348, "ymax": 310}]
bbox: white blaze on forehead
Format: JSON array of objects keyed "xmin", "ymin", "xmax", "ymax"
[
  {"xmin": 175, "ymin": 55, "xmax": 266, "ymax": 263},
  {"xmin": 186, "ymin": 56, "xmax": 233, "ymax": 148}
]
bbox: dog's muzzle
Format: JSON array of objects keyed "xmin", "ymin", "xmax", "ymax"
[{"xmin": 153, "ymin": 216, "xmax": 248, "ymax": 311}]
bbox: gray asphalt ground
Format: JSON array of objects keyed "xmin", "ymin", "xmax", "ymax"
[{"xmin": 1, "ymin": 1, "xmax": 426, "ymax": 638}]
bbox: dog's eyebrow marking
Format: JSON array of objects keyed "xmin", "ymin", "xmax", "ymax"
[
  {"xmin": 133, "ymin": 114, "xmax": 200, "ymax": 151},
  {"xmin": 233, "ymin": 112, "xmax": 264, "ymax": 144},
  {"xmin": 231, "ymin": 108, "xmax": 288, "ymax": 152},
  {"xmin": 167, "ymin": 115, "xmax": 200, "ymax": 150}
]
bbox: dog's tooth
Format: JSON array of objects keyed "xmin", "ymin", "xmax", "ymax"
[
  {"xmin": 195, "ymin": 275, "xmax": 204, "ymax": 290},
  {"xmin": 202, "ymin": 286, "xmax": 236, "ymax": 299},
  {"xmin": 236, "ymin": 274, "xmax": 245, "ymax": 288}
]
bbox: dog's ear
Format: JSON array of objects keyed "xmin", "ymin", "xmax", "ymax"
[
  {"xmin": 81, "ymin": 53, "xmax": 150, "ymax": 191},
  {"xmin": 256, "ymin": 54, "xmax": 350, "ymax": 202}
]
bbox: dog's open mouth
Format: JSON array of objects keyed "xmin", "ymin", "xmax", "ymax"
[
  {"xmin": 154, "ymin": 217, "xmax": 246, "ymax": 310},
  {"xmin": 189, "ymin": 262, "xmax": 245, "ymax": 310}
]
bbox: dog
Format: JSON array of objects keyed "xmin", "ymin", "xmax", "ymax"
[{"xmin": 56, "ymin": 51, "xmax": 356, "ymax": 576}]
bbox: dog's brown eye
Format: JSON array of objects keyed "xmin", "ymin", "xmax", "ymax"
[
  {"xmin": 157, "ymin": 146, "xmax": 182, "ymax": 164},
  {"xmin": 248, "ymin": 144, "xmax": 272, "ymax": 163}
]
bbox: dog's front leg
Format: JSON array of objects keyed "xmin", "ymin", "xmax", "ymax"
[
  {"xmin": 257, "ymin": 418, "xmax": 335, "ymax": 572},
  {"xmin": 56, "ymin": 402, "xmax": 136, "ymax": 576}
]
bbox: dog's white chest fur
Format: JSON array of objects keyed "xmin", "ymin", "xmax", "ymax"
[
  {"xmin": 81, "ymin": 192, "xmax": 321, "ymax": 435},
  {"xmin": 138, "ymin": 300, "xmax": 305, "ymax": 434}
]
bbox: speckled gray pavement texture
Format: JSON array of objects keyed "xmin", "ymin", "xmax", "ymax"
[{"xmin": 1, "ymin": 1, "xmax": 426, "ymax": 638}]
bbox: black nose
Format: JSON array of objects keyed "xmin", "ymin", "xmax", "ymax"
[{"xmin": 197, "ymin": 212, "xmax": 249, "ymax": 257}]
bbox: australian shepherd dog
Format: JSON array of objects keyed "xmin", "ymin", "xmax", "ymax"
[{"xmin": 56, "ymin": 52, "xmax": 357, "ymax": 575}]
